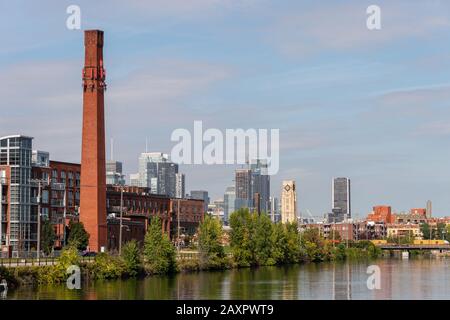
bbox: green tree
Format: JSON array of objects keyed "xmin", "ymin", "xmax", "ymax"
[
  {"xmin": 229, "ymin": 208, "xmax": 254, "ymax": 266},
  {"xmin": 40, "ymin": 219, "xmax": 56, "ymax": 256},
  {"xmin": 143, "ymin": 216, "xmax": 176, "ymax": 274},
  {"xmin": 270, "ymin": 222, "xmax": 288, "ymax": 264},
  {"xmin": 284, "ymin": 222, "xmax": 301, "ymax": 263},
  {"xmin": 254, "ymin": 213, "xmax": 275, "ymax": 265},
  {"xmin": 121, "ymin": 240, "xmax": 141, "ymax": 276},
  {"xmin": 198, "ymin": 215, "xmax": 226, "ymax": 268},
  {"xmin": 437, "ymin": 223, "xmax": 446, "ymax": 240},
  {"xmin": 67, "ymin": 221, "xmax": 90, "ymax": 251}
]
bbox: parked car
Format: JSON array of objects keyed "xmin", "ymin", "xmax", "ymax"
[{"xmin": 81, "ymin": 251, "xmax": 97, "ymax": 257}]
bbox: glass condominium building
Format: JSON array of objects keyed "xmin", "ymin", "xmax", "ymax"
[{"xmin": 0, "ymin": 135, "xmax": 34, "ymax": 257}]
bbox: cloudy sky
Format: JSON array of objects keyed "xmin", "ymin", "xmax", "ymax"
[{"xmin": 1, "ymin": 0, "xmax": 450, "ymax": 217}]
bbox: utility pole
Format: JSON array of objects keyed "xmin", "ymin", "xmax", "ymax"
[
  {"xmin": 177, "ymin": 198, "xmax": 181, "ymax": 252},
  {"xmin": 119, "ymin": 186, "xmax": 124, "ymax": 255},
  {"xmin": 31, "ymin": 179, "xmax": 48, "ymax": 261},
  {"xmin": 63, "ymin": 184, "xmax": 67, "ymax": 247}
]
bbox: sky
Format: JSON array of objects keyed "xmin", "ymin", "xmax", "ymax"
[{"xmin": 1, "ymin": 0, "xmax": 450, "ymax": 218}]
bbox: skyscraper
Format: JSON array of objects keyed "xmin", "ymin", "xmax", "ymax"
[
  {"xmin": 132, "ymin": 152, "xmax": 178, "ymax": 197},
  {"xmin": 175, "ymin": 173, "xmax": 185, "ymax": 198},
  {"xmin": 250, "ymin": 159, "xmax": 270, "ymax": 214},
  {"xmin": 332, "ymin": 177, "xmax": 351, "ymax": 222},
  {"xmin": 281, "ymin": 180, "xmax": 297, "ymax": 224},
  {"xmin": 223, "ymin": 185, "xmax": 236, "ymax": 224},
  {"xmin": 80, "ymin": 30, "xmax": 107, "ymax": 252},
  {"xmin": 234, "ymin": 169, "xmax": 252, "ymax": 210}
]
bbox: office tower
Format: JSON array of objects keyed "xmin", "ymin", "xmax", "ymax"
[
  {"xmin": 80, "ymin": 30, "xmax": 108, "ymax": 252},
  {"xmin": 175, "ymin": 173, "xmax": 185, "ymax": 198},
  {"xmin": 234, "ymin": 169, "xmax": 252, "ymax": 210},
  {"xmin": 134, "ymin": 152, "xmax": 178, "ymax": 197},
  {"xmin": 0, "ymin": 135, "xmax": 34, "ymax": 256},
  {"xmin": 250, "ymin": 159, "xmax": 270, "ymax": 214},
  {"xmin": 426, "ymin": 200, "xmax": 432, "ymax": 218},
  {"xmin": 106, "ymin": 161, "xmax": 125, "ymax": 186},
  {"xmin": 281, "ymin": 180, "xmax": 297, "ymax": 224},
  {"xmin": 190, "ymin": 190, "xmax": 209, "ymax": 213},
  {"xmin": 332, "ymin": 177, "xmax": 351, "ymax": 220},
  {"xmin": 223, "ymin": 185, "xmax": 236, "ymax": 224}
]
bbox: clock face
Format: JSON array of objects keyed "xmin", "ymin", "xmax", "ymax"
[{"xmin": 284, "ymin": 185, "xmax": 291, "ymax": 192}]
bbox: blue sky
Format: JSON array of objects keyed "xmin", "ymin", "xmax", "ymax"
[{"xmin": 1, "ymin": 0, "xmax": 450, "ymax": 217}]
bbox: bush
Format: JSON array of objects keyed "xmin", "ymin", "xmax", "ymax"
[
  {"xmin": 38, "ymin": 246, "xmax": 80, "ymax": 284},
  {"xmin": 143, "ymin": 216, "xmax": 177, "ymax": 274},
  {"xmin": 88, "ymin": 252, "xmax": 125, "ymax": 280},
  {"xmin": 0, "ymin": 266, "xmax": 19, "ymax": 289}
]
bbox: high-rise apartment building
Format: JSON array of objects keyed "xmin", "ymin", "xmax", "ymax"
[
  {"xmin": 281, "ymin": 180, "xmax": 297, "ymax": 224},
  {"xmin": 332, "ymin": 177, "xmax": 351, "ymax": 221}
]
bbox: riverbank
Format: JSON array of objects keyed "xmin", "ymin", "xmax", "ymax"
[
  {"xmin": 5, "ymin": 258, "xmax": 450, "ymax": 300},
  {"xmin": 1, "ymin": 245, "xmax": 381, "ymax": 289}
]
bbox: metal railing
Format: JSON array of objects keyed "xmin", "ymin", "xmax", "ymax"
[{"xmin": 0, "ymin": 256, "xmax": 95, "ymax": 268}]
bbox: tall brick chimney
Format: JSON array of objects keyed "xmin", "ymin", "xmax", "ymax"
[{"xmin": 80, "ymin": 30, "xmax": 107, "ymax": 252}]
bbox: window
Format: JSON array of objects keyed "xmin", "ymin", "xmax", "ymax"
[
  {"xmin": 42, "ymin": 190, "xmax": 49, "ymax": 204},
  {"xmin": 52, "ymin": 170, "xmax": 57, "ymax": 183}
]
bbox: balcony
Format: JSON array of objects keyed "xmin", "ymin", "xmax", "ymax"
[
  {"xmin": 51, "ymin": 199, "xmax": 65, "ymax": 207},
  {"xmin": 51, "ymin": 183, "xmax": 65, "ymax": 191}
]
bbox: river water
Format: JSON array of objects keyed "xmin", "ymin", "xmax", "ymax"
[{"xmin": 5, "ymin": 258, "xmax": 450, "ymax": 300}]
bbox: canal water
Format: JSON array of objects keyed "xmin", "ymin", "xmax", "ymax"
[{"xmin": 5, "ymin": 258, "xmax": 450, "ymax": 300}]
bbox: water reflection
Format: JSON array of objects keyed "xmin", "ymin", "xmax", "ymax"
[{"xmin": 7, "ymin": 259, "xmax": 450, "ymax": 300}]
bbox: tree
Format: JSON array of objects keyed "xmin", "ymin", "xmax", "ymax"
[
  {"xmin": 121, "ymin": 240, "xmax": 141, "ymax": 276},
  {"xmin": 254, "ymin": 213, "xmax": 275, "ymax": 265},
  {"xmin": 229, "ymin": 208, "xmax": 254, "ymax": 266},
  {"xmin": 143, "ymin": 216, "xmax": 176, "ymax": 274},
  {"xmin": 198, "ymin": 215, "xmax": 226, "ymax": 268},
  {"xmin": 270, "ymin": 222, "xmax": 288, "ymax": 264},
  {"xmin": 67, "ymin": 221, "xmax": 89, "ymax": 251},
  {"xmin": 284, "ymin": 222, "xmax": 301, "ymax": 263},
  {"xmin": 40, "ymin": 219, "xmax": 56, "ymax": 256}
]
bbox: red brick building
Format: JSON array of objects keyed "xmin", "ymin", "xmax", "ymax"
[{"xmin": 367, "ymin": 206, "xmax": 394, "ymax": 224}]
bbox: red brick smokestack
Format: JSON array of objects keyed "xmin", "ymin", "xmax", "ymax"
[{"xmin": 80, "ymin": 30, "xmax": 107, "ymax": 252}]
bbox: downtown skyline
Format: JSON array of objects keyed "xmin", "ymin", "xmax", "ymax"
[{"xmin": 1, "ymin": 1, "xmax": 450, "ymax": 217}]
